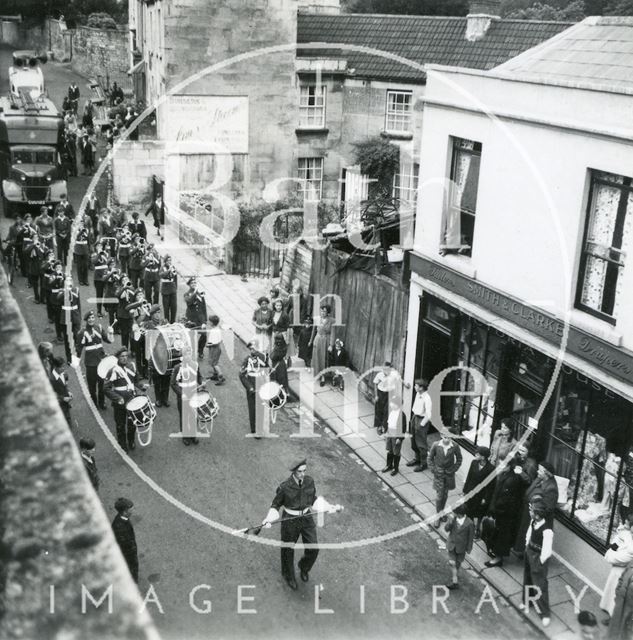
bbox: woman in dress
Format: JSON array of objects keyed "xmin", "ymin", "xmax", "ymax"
[
  {"xmin": 271, "ymin": 298, "xmax": 290, "ymax": 347},
  {"xmin": 601, "ymin": 513, "xmax": 633, "ymax": 624},
  {"xmin": 309, "ymin": 304, "xmax": 335, "ymax": 385},
  {"xmin": 252, "ymin": 296, "xmax": 273, "ymax": 354},
  {"xmin": 490, "ymin": 421, "xmax": 516, "ymax": 467}
]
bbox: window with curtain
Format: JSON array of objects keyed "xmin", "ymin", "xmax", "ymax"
[
  {"xmin": 441, "ymin": 138, "xmax": 482, "ymax": 257},
  {"xmin": 297, "ymin": 157, "xmax": 323, "ymax": 202},
  {"xmin": 385, "ymin": 90, "xmax": 412, "ymax": 132},
  {"xmin": 299, "ymin": 84, "xmax": 327, "ymax": 128},
  {"xmin": 576, "ymin": 170, "xmax": 633, "ymax": 323},
  {"xmin": 392, "ymin": 162, "xmax": 419, "ymax": 210}
]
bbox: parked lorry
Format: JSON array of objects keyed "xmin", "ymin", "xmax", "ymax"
[{"xmin": 0, "ymin": 91, "xmax": 67, "ymax": 217}]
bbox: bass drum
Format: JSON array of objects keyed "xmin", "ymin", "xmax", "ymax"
[
  {"xmin": 97, "ymin": 355, "xmax": 118, "ymax": 379},
  {"xmin": 151, "ymin": 323, "xmax": 188, "ymax": 375}
]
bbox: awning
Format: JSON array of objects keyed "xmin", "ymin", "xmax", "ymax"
[{"xmin": 127, "ymin": 59, "xmax": 144, "ymax": 75}]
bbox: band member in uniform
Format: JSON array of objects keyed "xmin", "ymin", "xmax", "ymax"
[
  {"xmin": 128, "ymin": 236, "xmax": 145, "ymax": 289},
  {"xmin": 127, "ymin": 289, "xmax": 151, "ymax": 379},
  {"xmin": 239, "ymin": 340, "xmax": 268, "ymax": 436},
  {"xmin": 98, "ymin": 209, "xmax": 117, "ymax": 258},
  {"xmin": 261, "ymin": 459, "xmax": 320, "ymax": 590},
  {"xmin": 142, "ymin": 244, "xmax": 161, "ymax": 304},
  {"xmin": 184, "ymin": 277, "xmax": 207, "ymax": 359},
  {"xmin": 117, "ymin": 228, "xmax": 132, "ymax": 274},
  {"xmin": 92, "ymin": 245, "xmax": 109, "ymax": 317},
  {"xmin": 56, "ymin": 275, "xmax": 81, "ymax": 364},
  {"xmin": 41, "ymin": 252, "xmax": 57, "ymax": 322},
  {"xmin": 128, "ymin": 211, "xmax": 147, "ymax": 241},
  {"xmin": 50, "ymin": 355, "xmax": 73, "ymax": 426},
  {"xmin": 76, "ymin": 310, "xmax": 114, "ymax": 409},
  {"xmin": 143, "ymin": 305, "xmax": 171, "ymax": 407},
  {"xmin": 54, "ymin": 205, "xmax": 72, "ymax": 265},
  {"xmin": 85, "ymin": 192, "xmax": 100, "ymax": 235},
  {"xmin": 34, "ymin": 205, "xmax": 55, "ymax": 251},
  {"xmin": 170, "ymin": 344, "xmax": 202, "ymax": 445},
  {"xmin": 73, "ymin": 218, "xmax": 92, "ymax": 285},
  {"xmin": 104, "ymin": 347, "xmax": 148, "ymax": 452},
  {"xmin": 160, "ymin": 255, "xmax": 178, "ymax": 323},
  {"xmin": 27, "ymin": 237, "xmax": 45, "ymax": 303},
  {"xmin": 50, "ymin": 262, "xmax": 65, "ymax": 341},
  {"xmin": 55, "ymin": 194, "xmax": 75, "ymax": 219},
  {"xmin": 116, "ymin": 274, "xmax": 135, "ymax": 349},
  {"xmin": 111, "ymin": 206, "xmax": 127, "ymax": 231},
  {"xmin": 19, "ymin": 214, "xmax": 36, "ymax": 279},
  {"xmin": 103, "ymin": 260, "xmax": 121, "ymax": 327}
]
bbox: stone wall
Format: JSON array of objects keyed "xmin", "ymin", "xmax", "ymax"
[
  {"xmin": 112, "ymin": 140, "xmax": 166, "ymax": 205},
  {"xmin": 0, "ymin": 267, "xmax": 160, "ymax": 640}
]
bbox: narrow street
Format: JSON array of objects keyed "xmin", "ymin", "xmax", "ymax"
[{"xmin": 0, "ymin": 47, "xmax": 541, "ymax": 640}]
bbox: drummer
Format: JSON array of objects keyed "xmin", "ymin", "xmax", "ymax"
[
  {"xmin": 143, "ymin": 304, "xmax": 172, "ymax": 408},
  {"xmin": 76, "ymin": 310, "xmax": 115, "ymax": 410},
  {"xmin": 239, "ymin": 339, "xmax": 269, "ymax": 436},
  {"xmin": 170, "ymin": 344, "xmax": 203, "ymax": 446},
  {"xmin": 104, "ymin": 347, "xmax": 149, "ymax": 452}
]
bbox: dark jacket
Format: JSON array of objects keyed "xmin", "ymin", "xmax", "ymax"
[
  {"xmin": 111, "ymin": 514, "xmax": 138, "ymax": 581},
  {"xmin": 82, "ymin": 453, "xmax": 99, "ymax": 491},
  {"xmin": 445, "ymin": 515, "xmax": 475, "ymax": 555},
  {"xmin": 184, "ymin": 289, "xmax": 207, "ymax": 326},
  {"xmin": 463, "ymin": 459, "xmax": 496, "ymax": 519},
  {"xmin": 489, "ymin": 467, "xmax": 529, "ymax": 516},
  {"xmin": 271, "ymin": 475, "xmax": 317, "ymax": 512}
]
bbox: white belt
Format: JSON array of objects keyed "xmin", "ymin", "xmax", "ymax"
[
  {"xmin": 85, "ymin": 344, "xmax": 102, "ymax": 350},
  {"xmin": 284, "ymin": 507, "xmax": 305, "ymax": 516},
  {"xmin": 76, "ymin": 241, "xmax": 88, "ymax": 245},
  {"xmin": 62, "ymin": 305, "xmax": 78, "ymax": 311}
]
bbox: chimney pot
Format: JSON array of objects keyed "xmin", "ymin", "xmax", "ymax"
[{"xmin": 466, "ymin": 0, "xmax": 500, "ymax": 41}]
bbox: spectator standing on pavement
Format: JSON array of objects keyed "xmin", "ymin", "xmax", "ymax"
[
  {"xmin": 428, "ymin": 433, "xmax": 463, "ymax": 526},
  {"xmin": 372, "ymin": 362, "xmax": 400, "ymax": 435},
  {"xmin": 514, "ymin": 461, "xmax": 559, "ymax": 556},
  {"xmin": 490, "ymin": 421, "xmax": 516, "ymax": 467},
  {"xmin": 381, "ymin": 399, "xmax": 407, "ymax": 476},
  {"xmin": 485, "ymin": 454, "xmax": 529, "ymax": 568},
  {"xmin": 80, "ymin": 438, "xmax": 99, "ymax": 491},
  {"xmin": 271, "ymin": 298, "xmax": 290, "ymax": 348},
  {"xmin": 270, "ymin": 334, "xmax": 289, "ymax": 396},
  {"xmin": 50, "ymin": 356, "xmax": 72, "ymax": 426},
  {"xmin": 297, "ymin": 316, "xmax": 313, "ymax": 367},
  {"xmin": 253, "ymin": 296, "xmax": 273, "ymax": 355},
  {"xmin": 37, "ymin": 341, "xmax": 54, "ymax": 380},
  {"xmin": 184, "ymin": 277, "xmax": 208, "ymax": 359},
  {"xmin": 206, "ymin": 314, "xmax": 226, "ymax": 385},
  {"xmin": 160, "ymin": 255, "xmax": 178, "ymax": 323},
  {"xmin": 445, "ymin": 503, "xmax": 475, "ymax": 590},
  {"xmin": 309, "ymin": 304, "xmax": 336, "ymax": 386},
  {"xmin": 521, "ymin": 501, "xmax": 554, "ymax": 628},
  {"xmin": 600, "ymin": 513, "xmax": 633, "ymax": 625},
  {"xmin": 608, "ymin": 558, "xmax": 633, "ymax": 640},
  {"xmin": 111, "ymin": 498, "xmax": 139, "ymax": 582},
  {"xmin": 462, "ymin": 446, "xmax": 496, "ymax": 539},
  {"xmin": 408, "ymin": 378, "xmax": 432, "ymax": 472},
  {"xmin": 109, "ymin": 82, "xmax": 124, "ymax": 106}
]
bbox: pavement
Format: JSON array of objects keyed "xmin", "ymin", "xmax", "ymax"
[{"xmin": 156, "ymin": 219, "xmax": 604, "ymax": 640}]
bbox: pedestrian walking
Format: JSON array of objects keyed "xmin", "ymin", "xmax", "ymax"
[
  {"xmin": 160, "ymin": 255, "xmax": 178, "ymax": 323},
  {"xmin": 261, "ymin": 459, "xmax": 320, "ymax": 590},
  {"xmin": 381, "ymin": 399, "xmax": 407, "ymax": 476},
  {"xmin": 521, "ymin": 501, "xmax": 554, "ymax": 628},
  {"xmin": 408, "ymin": 378, "xmax": 432, "ymax": 471},
  {"xmin": 490, "ymin": 421, "xmax": 516, "ymax": 467},
  {"xmin": 239, "ymin": 340, "xmax": 268, "ymax": 436},
  {"xmin": 50, "ymin": 356, "xmax": 72, "ymax": 426},
  {"xmin": 462, "ymin": 446, "xmax": 496, "ymax": 538},
  {"xmin": 485, "ymin": 455, "xmax": 529, "ymax": 568},
  {"xmin": 206, "ymin": 314, "xmax": 226, "ymax": 385},
  {"xmin": 184, "ymin": 277, "xmax": 208, "ymax": 358},
  {"xmin": 445, "ymin": 503, "xmax": 475, "ymax": 590},
  {"xmin": 144, "ymin": 194, "xmax": 164, "ymax": 239},
  {"xmin": 601, "ymin": 514, "xmax": 633, "ymax": 624},
  {"xmin": 514, "ymin": 461, "xmax": 559, "ymax": 556},
  {"xmin": 76, "ymin": 310, "xmax": 114, "ymax": 409},
  {"xmin": 253, "ymin": 295, "xmax": 273, "ymax": 354},
  {"xmin": 309, "ymin": 303, "xmax": 336, "ymax": 386},
  {"xmin": 80, "ymin": 437, "xmax": 99, "ymax": 491},
  {"xmin": 428, "ymin": 433, "xmax": 463, "ymax": 526},
  {"xmin": 104, "ymin": 348, "xmax": 148, "ymax": 452},
  {"xmin": 111, "ymin": 497, "xmax": 139, "ymax": 583}
]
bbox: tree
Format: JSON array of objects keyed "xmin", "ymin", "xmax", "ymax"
[
  {"xmin": 352, "ymin": 137, "xmax": 400, "ymax": 197},
  {"xmin": 346, "ymin": 0, "xmax": 469, "ymax": 15},
  {"xmin": 505, "ymin": 0, "xmax": 586, "ymax": 19},
  {"xmin": 603, "ymin": 0, "xmax": 633, "ymax": 14}
]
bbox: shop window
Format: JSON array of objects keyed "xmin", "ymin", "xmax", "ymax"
[
  {"xmin": 297, "ymin": 157, "xmax": 323, "ymax": 202},
  {"xmin": 576, "ymin": 170, "xmax": 633, "ymax": 323},
  {"xmin": 547, "ymin": 370, "xmax": 633, "ymax": 546},
  {"xmin": 299, "ymin": 84, "xmax": 327, "ymax": 128},
  {"xmin": 440, "ymin": 138, "xmax": 482, "ymax": 257},
  {"xmin": 385, "ymin": 90, "xmax": 412, "ymax": 133}
]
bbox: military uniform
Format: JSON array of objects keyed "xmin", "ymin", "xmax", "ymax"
[
  {"xmin": 73, "ymin": 226, "xmax": 91, "ymax": 285},
  {"xmin": 184, "ymin": 286, "xmax": 208, "ymax": 358},
  {"xmin": 76, "ymin": 319, "xmax": 113, "ymax": 408},
  {"xmin": 105, "ymin": 359, "xmax": 140, "ymax": 452},
  {"xmin": 54, "ymin": 214, "xmax": 72, "ymax": 265},
  {"xmin": 170, "ymin": 360, "xmax": 202, "ymax": 445},
  {"xmin": 160, "ymin": 264, "xmax": 178, "ymax": 323},
  {"xmin": 128, "ymin": 244, "xmax": 145, "ymax": 289},
  {"xmin": 270, "ymin": 471, "xmax": 319, "ymax": 585},
  {"xmin": 239, "ymin": 349, "xmax": 268, "ymax": 434},
  {"xmin": 118, "ymin": 231, "xmax": 132, "ymax": 274},
  {"xmin": 142, "ymin": 253, "xmax": 160, "ymax": 304},
  {"xmin": 92, "ymin": 253, "xmax": 109, "ymax": 315}
]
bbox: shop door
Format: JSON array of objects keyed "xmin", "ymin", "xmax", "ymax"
[
  {"xmin": 505, "ymin": 383, "xmax": 540, "ymax": 441},
  {"xmin": 420, "ymin": 324, "xmax": 452, "ymax": 429}
]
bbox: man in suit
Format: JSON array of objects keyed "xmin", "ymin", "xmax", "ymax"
[
  {"xmin": 50, "ymin": 356, "xmax": 72, "ymax": 426},
  {"xmin": 111, "ymin": 497, "xmax": 138, "ymax": 582},
  {"xmin": 444, "ymin": 503, "xmax": 475, "ymax": 590},
  {"xmin": 428, "ymin": 432, "xmax": 463, "ymax": 526},
  {"xmin": 80, "ymin": 438, "xmax": 99, "ymax": 491}
]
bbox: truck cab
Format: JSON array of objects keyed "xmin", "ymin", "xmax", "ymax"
[
  {"xmin": 9, "ymin": 50, "xmax": 46, "ymax": 100},
  {"xmin": 0, "ymin": 93, "xmax": 67, "ymax": 217}
]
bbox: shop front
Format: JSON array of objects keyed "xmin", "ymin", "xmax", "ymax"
[{"xmin": 409, "ymin": 254, "xmax": 633, "ymax": 552}]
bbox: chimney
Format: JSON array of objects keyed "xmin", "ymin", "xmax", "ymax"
[
  {"xmin": 297, "ymin": 0, "xmax": 341, "ymax": 14},
  {"xmin": 466, "ymin": 0, "xmax": 500, "ymax": 42}
]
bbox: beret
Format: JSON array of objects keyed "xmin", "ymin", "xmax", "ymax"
[
  {"xmin": 290, "ymin": 458, "xmax": 307, "ymax": 472},
  {"xmin": 149, "ymin": 304, "xmax": 161, "ymax": 315},
  {"xmin": 84, "ymin": 311, "xmax": 95, "ymax": 321},
  {"xmin": 540, "ymin": 461, "xmax": 555, "ymax": 475}
]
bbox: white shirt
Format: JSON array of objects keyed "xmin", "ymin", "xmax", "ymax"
[
  {"xmin": 373, "ymin": 370, "xmax": 400, "ymax": 392},
  {"xmin": 387, "ymin": 409, "xmax": 403, "ymax": 434},
  {"xmin": 412, "ymin": 390, "xmax": 432, "ymax": 423},
  {"xmin": 526, "ymin": 518, "xmax": 553, "ymax": 564},
  {"xmin": 206, "ymin": 327, "xmax": 222, "ymax": 346}
]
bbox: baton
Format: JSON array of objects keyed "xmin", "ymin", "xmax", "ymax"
[{"xmin": 238, "ymin": 505, "xmax": 344, "ymax": 536}]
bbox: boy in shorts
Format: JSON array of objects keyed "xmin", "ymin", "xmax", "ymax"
[
  {"xmin": 445, "ymin": 503, "xmax": 475, "ymax": 590},
  {"xmin": 206, "ymin": 314, "xmax": 226, "ymax": 385}
]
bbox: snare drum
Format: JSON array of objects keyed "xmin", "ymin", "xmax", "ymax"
[
  {"xmin": 151, "ymin": 323, "xmax": 188, "ymax": 375},
  {"xmin": 189, "ymin": 391, "xmax": 219, "ymax": 423},
  {"xmin": 259, "ymin": 381, "xmax": 288, "ymax": 411},
  {"xmin": 126, "ymin": 395, "xmax": 157, "ymax": 447}
]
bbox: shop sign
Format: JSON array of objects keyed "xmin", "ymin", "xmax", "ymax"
[{"xmin": 411, "ymin": 253, "xmax": 633, "ymax": 388}]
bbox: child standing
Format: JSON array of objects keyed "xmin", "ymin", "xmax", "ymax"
[
  {"xmin": 297, "ymin": 315, "xmax": 313, "ymax": 367},
  {"xmin": 206, "ymin": 315, "xmax": 226, "ymax": 385},
  {"xmin": 445, "ymin": 503, "xmax": 475, "ymax": 590}
]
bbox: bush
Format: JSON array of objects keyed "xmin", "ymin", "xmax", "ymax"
[
  {"xmin": 86, "ymin": 12, "xmax": 118, "ymax": 29},
  {"xmin": 352, "ymin": 137, "xmax": 400, "ymax": 196}
]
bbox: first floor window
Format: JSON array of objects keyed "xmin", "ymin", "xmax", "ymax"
[
  {"xmin": 385, "ymin": 90, "xmax": 412, "ymax": 133},
  {"xmin": 298, "ymin": 157, "xmax": 323, "ymax": 201},
  {"xmin": 299, "ymin": 84, "xmax": 326, "ymax": 128},
  {"xmin": 576, "ymin": 170, "xmax": 633, "ymax": 323}
]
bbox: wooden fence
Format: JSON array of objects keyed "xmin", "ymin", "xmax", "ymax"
[{"xmin": 310, "ymin": 247, "xmax": 409, "ymax": 377}]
